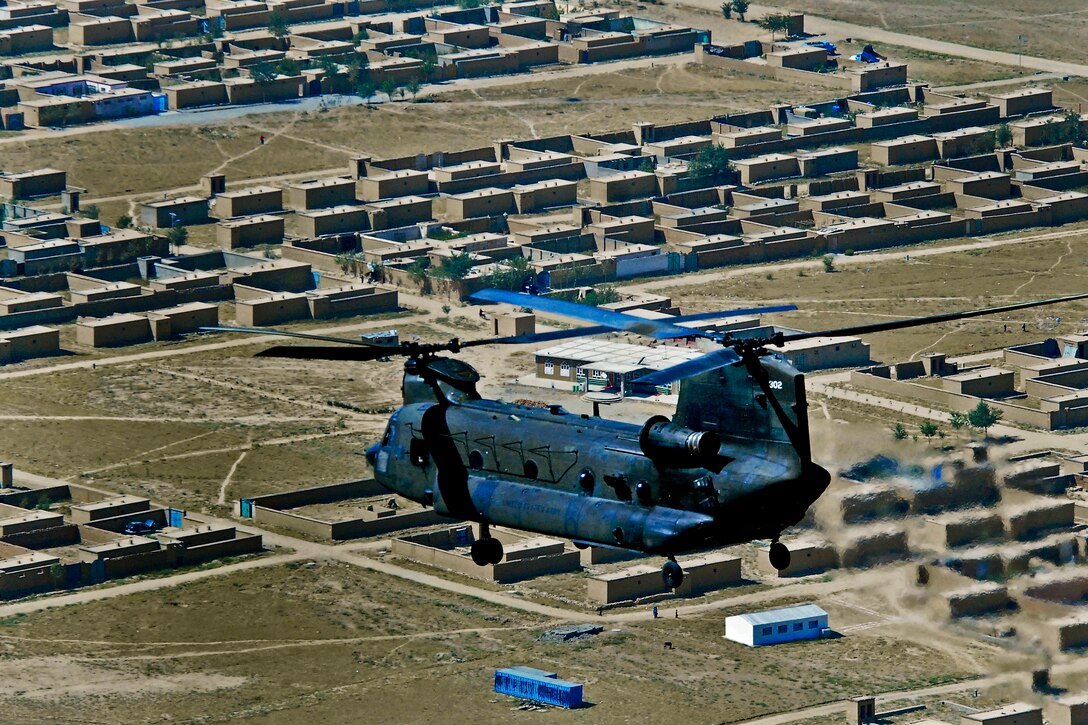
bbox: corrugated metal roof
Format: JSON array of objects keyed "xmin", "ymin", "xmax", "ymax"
[{"xmin": 734, "ymin": 604, "xmax": 827, "ymax": 626}]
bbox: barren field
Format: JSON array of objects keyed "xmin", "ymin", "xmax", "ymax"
[
  {"xmin": 749, "ymin": 0, "xmax": 1088, "ymax": 67},
  {"xmin": 644, "ymin": 229, "xmax": 1088, "ymax": 364},
  {"xmin": 0, "ymin": 560, "xmax": 996, "ymax": 724},
  {"xmin": 608, "ymin": 0, "xmax": 1035, "ymax": 88},
  {"xmin": 1, "ymin": 62, "xmax": 825, "ymax": 212}
]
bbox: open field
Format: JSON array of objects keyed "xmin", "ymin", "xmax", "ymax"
[
  {"xmin": 750, "ymin": 0, "xmax": 1088, "ymax": 68},
  {"xmin": 598, "ymin": 0, "xmax": 1039, "ymax": 87},
  {"xmin": 0, "ymin": 559, "xmax": 997, "ymax": 724},
  {"xmin": 645, "ymin": 230, "xmax": 1088, "ymax": 365},
  {"xmin": 2, "ymin": 62, "xmax": 825, "ymax": 208}
]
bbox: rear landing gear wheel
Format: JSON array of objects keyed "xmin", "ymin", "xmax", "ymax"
[
  {"xmin": 769, "ymin": 541, "xmax": 791, "ymax": 571},
  {"xmin": 471, "ymin": 538, "xmax": 491, "ymax": 566},
  {"xmin": 485, "ymin": 537, "xmax": 504, "ymax": 565},
  {"xmin": 470, "ymin": 537, "xmax": 504, "ymax": 566},
  {"xmin": 662, "ymin": 559, "xmax": 684, "ymax": 589}
]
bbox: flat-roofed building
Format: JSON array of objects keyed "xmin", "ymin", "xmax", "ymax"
[
  {"xmin": 295, "ymin": 204, "xmax": 370, "ymax": 237},
  {"xmin": 306, "ymin": 283, "xmax": 398, "ymax": 319},
  {"xmin": 357, "ymin": 169, "xmax": 429, "ymax": 202},
  {"xmin": 139, "ymin": 195, "xmax": 209, "ymax": 227},
  {"xmin": 286, "ymin": 176, "xmax": 356, "ymax": 210},
  {"xmin": 75, "ymin": 313, "xmax": 152, "ymax": 348},
  {"xmin": 0, "ymin": 325, "xmax": 60, "ymax": 363},
  {"xmin": 235, "ymin": 292, "xmax": 310, "ymax": 326},
  {"xmin": 69, "ymin": 495, "xmax": 151, "ymax": 524},
  {"xmin": 725, "ymin": 604, "xmax": 829, "ymax": 646},
  {"xmin": 216, "ymin": 214, "xmax": 285, "ymax": 249},
  {"xmin": 146, "ymin": 302, "xmax": 218, "ymax": 339},
  {"xmin": 211, "ymin": 185, "xmax": 283, "ymax": 218}
]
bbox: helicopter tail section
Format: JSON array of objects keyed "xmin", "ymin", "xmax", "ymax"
[{"xmin": 672, "ymin": 353, "xmax": 811, "ymax": 464}]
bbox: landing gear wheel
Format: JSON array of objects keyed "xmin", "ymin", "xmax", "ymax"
[
  {"xmin": 486, "ymin": 537, "xmax": 504, "ymax": 565},
  {"xmin": 769, "ymin": 541, "xmax": 791, "ymax": 571},
  {"xmin": 662, "ymin": 559, "xmax": 684, "ymax": 589},
  {"xmin": 471, "ymin": 538, "xmax": 491, "ymax": 566},
  {"xmin": 471, "ymin": 537, "xmax": 504, "ymax": 566}
]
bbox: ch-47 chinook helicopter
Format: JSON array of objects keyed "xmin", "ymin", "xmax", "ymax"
[{"xmin": 211, "ymin": 289, "xmax": 1088, "ymax": 589}]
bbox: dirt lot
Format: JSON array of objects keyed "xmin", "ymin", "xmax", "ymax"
[
  {"xmin": 646, "ymin": 230, "xmax": 1088, "ymax": 364},
  {"xmin": 750, "ymin": 0, "xmax": 1088, "ymax": 67},
  {"xmin": 0, "ymin": 62, "xmax": 823, "ymax": 211},
  {"xmin": 0, "ymin": 560, "xmax": 1000, "ymax": 724}
]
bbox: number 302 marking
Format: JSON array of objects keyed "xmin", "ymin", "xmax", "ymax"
[{"xmin": 768, "ymin": 380, "xmax": 784, "ymax": 390}]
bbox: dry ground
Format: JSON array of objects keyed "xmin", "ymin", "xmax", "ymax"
[
  {"xmin": 599, "ymin": 0, "xmax": 1036, "ymax": 87},
  {"xmin": 0, "ymin": 559, "xmax": 997, "ymax": 724},
  {"xmin": 751, "ymin": 0, "xmax": 1088, "ymax": 68},
  {"xmin": 647, "ymin": 230, "xmax": 1088, "ymax": 364},
  {"xmin": 2, "ymin": 62, "xmax": 825, "ymax": 215}
]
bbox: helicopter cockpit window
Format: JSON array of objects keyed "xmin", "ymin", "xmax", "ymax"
[
  {"xmin": 381, "ymin": 422, "xmax": 393, "ymax": 446},
  {"xmin": 468, "ymin": 449, "xmax": 484, "ymax": 470},
  {"xmin": 523, "ymin": 459, "xmax": 538, "ymax": 479}
]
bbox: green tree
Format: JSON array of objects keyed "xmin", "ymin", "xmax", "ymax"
[
  {"xmin": 276, "ymin": 57, "xmax": 301, "ymax": 76},
  {"xmin": 994, "ymin": 122, "xmax": 1013, "ymax": 147},
  {"xmin": 485, "ymin": 256, "xmax": 532, "ymax": 291},
  {"xmin": 756, "ymin": 12, "xmax": 793, "ymax": 40},
  {"xmin": 421, "ymin": 56, "xmax": 437, "ymax": 78},
  {"xmin": 919, "ymin": 421, "xmax": 939, "ymax": 442},
  {"xmin": 166, "ymin": 225, "xmax": 189, "ymax": 249},
  {"xmin": 720, "ymin": 1, "xmax": 732, "ymax": 19},
  {"xmin": 406, "ymin": 79, "xmax": 421, "ymax": 100},
  {"xmin": 967, "ymin": 400, "xmax": 1003, "ymax": 436},
  {"xmin": 380, "ymin": 77, "xmax": 399, "ymax": 99},
  {"xmin": 730, "ymin": 0, "xmax": 749, "ymax": 21},
  {"xmin": 318, "ymin": 56, "xmax": 340, "ymax": 77},
  {"xmin": 406, "ymin": 258, "xmax": 431, "ymax": 293},
  {"xmin": 580, "ymin": 286, "xmax": 621, "ymax": 306},
  {"xmin": 687, "ymin": 143, "xmax": 730, "ymax": 179},
  {"xmin": 267, "ymin": 8, "xmax": 290, "ymax": 38},
  {"xmin": 435, "ymin": 252, "xmax": 476, "ymax": 280},
  {"xmin": 82, "ymin": 204, "xmax": 100, "ymax": 220},
  {"xmin": 950, "ymin": 411, "xmax": 969, "ymax": 430},
  {"xmin": 892, "ymin": 422, "xmax": 908, "ymax": 441},
  {"xmin": 249, "ymin": 61, "xmax": 276, "ymax": 85},
  {"xmin": 115, "ymin": 214, "xmax": 132, "ymax": 228},
  {"xmin": 822, "ymin": 254, "xmax": 835, "ymax": 273}
]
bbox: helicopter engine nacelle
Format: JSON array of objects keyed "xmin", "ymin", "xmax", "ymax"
[{"xmin": 639, "ymin": 416, "xmax": 721, "ymax": 468}]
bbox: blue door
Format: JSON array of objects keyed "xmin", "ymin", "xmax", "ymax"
[
  {"xmin": 168, "ymin": 508, "xmax": 184, "ymax": 528},
  {"xmin": 240, "ymin": 499, "xmax": 254, "ymax": 518}
]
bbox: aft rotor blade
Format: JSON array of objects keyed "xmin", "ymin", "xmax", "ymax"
[
  {"xmin": 778, "ymin": 292, "xmax": 1088, "ymax": 344},
  {"xmin": 254, "ymin": 345, "xmax": 397, "ymax": 361},
  {"xmin": 201, "ymin": 326, "xmax": 387, "ymax": 347},
  {"xmin": 635, "ymin": 347, "xmax": 743, "ymax": 386},
  {"xmin": 471, "ymin": 289, "xmax": 708, "ymax": 340},
  {"xmin": 466, "ymin": 304, "xmax": 800, "ymax": 348}
]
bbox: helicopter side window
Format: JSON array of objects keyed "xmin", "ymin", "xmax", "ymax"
[
  {"xmin": 468, "ymin": 449, "xmax": 484, "ymax": 470},
  {"xmin": 578, "ymin": 468, "xmax": 595, "ymax": 493},
  {"xmin": 523, "ymin": 460, "xmax": 538, "ymax": 479},
  {"xmin": 409, "ymin": 438, "xmax": 428, "ymax": 467}
]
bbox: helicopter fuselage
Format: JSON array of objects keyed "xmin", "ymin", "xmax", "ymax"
[{"xmin": 367, "ymin": 395, "xmax": 828, "ymax": 556}]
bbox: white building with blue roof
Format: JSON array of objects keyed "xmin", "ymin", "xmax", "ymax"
[{"xmin": 724, "ymin": 604, "xmax": 829, "ymax": 646}]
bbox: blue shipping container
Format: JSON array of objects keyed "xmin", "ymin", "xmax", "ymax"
[{"xmin": 494, "ymin": 668, "xmax": 583, "ymax": 709}]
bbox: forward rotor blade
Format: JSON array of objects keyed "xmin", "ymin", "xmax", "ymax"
[
  {"xmin": 778, "ymin": 292, "xmax": 1088, "ymax": 344},
  {"xmin": 465, "ymin": 304, "xmax": 800, "ymax": 347},
  {"xmin": 635, "ymin": 347, "xmax": 743, "ymax": 386},
  {"xmin": 201, "ymin": 326, "xmax": 387, "ymax": 347},
  {"xmin": 473, "ymin": 291, "xmax": 799, "ymax": 341},
  {"xmin": 254, "ymin": 345, "xmax": 397, "ymax": 361},
  {"xmin": 471, "ymin": 289, "xmax": 707, "ymax": 340}
]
